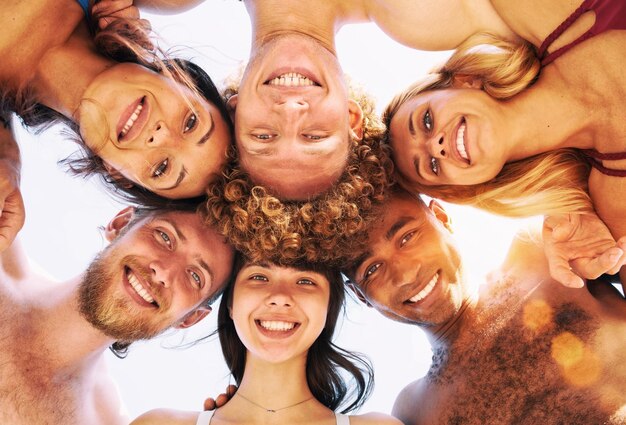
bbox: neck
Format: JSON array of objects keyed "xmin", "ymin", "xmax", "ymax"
[
  {"xmin": 245, "ymin": 0, "xmax": 370, "ymax": 53},
  {"xmin": 500, "ymin": 77, "xmax": 597, "ymax": 161},
  {"xmin": 34, "ymin": 274, "xmax": 114, "ymax": 373},
  {"xmin": 236, "ymin": 353, "xmax": 314, "ymax": 411},
  {"xmin": 425, "ymin": 291, "xmax": 478, "ymax": 350},
  {"xmin": 30, "ymin": 21, "xmax": 115, "ymax": 120}
]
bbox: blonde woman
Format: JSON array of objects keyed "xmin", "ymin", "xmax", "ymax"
[{"xmin": 383, "ymin": 18, "xmax": 626, "ymax": 286}]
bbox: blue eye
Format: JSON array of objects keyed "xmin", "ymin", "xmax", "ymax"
[
  {"xmin": 423, "ymin": 110, "xmax": 433, "ymax": 131},
  {"xmin": 430, "ymin": 157, "xmax": 439, "ymax": 175},
  {"xmin": 158, "ymin": 230, "xmax": 172, "ymax": 248},
  {"xmin": 189, "ymin": 270, "xmax": 203, "ymax": 289},
  {"xmin": 184, "ymin": 113, "xmax": 198, "ymax": 133}
]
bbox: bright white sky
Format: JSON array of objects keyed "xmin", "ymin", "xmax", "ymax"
[{"xmin": 16, "ymin": 1, "xmax": 539, "ymax": 419}]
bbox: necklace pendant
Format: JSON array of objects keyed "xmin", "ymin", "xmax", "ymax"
[{"xmin": 267, "ymin": 409, "xmax": 276, "ymax": 413}]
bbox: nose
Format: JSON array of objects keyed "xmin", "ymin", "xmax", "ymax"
[
  {"xmin": 149, "ymin": 259, "xmax": 174, "ymax": 288},
  {"xmin": 146, "ymin": 120, "xmax": 172, "ymax": 146},
  {"xmin": 391, "ymin": 262, "xmax": 421, "ymax": 287},
  {"xmin": 426, "ymin": 133, "xmax": 446, "ymax": 159},
  {"xmin": 265, "ymin": 285, "xmax": 293, "ymax": 308},
  {"xmin": 273, "ymin": 98, "xmax": 308, "ymax": 120}
]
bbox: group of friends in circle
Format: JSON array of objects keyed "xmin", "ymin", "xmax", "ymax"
[{"xmin": 0, "ymin": 0, "xmax": 624, "ymax": 424}]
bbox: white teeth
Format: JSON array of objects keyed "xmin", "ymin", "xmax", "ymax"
[
  {"xmin": 267, "ymin": 72, "xmax": 316, "ymax": 87},
  {"xmin": 456, "ymin": 122, "xmax": 469, "ymax": 161},
  {"xmin": 119, "ymin": 102, "xmax": 144, "ymax": 138},
  {"xmin": 259, "ymin": 320, "xmax": 297, "ymax": 331},
  {"xmin": 408, "ymin": 273, "xmax": 439, "ymax": 303},
  {"xmin": 127, "ymin": 270, "xmax": 155, "ymax": 304}
]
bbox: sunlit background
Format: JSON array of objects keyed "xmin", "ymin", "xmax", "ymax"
[{"xmin": 16, "ymin": 1, "xmax": 539, "ymax": 419}]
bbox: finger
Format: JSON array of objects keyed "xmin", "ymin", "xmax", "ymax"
[
  {"xmin": 203, "ymin": 398, "xmax": 217, "ymax": 411},
  {"xmin": 604, "ymin": 248, "xmax": 626, "ymax": 275},
  {"xmin": 0, "ymin": 191, "xmax": 25, "ymax": 252},
  {"xmin": 571, "ymin": 247, "xmax": 623, "ymax": 279},
  {"xmin": 215, "ymin": 393, "xmax": 231, "ymax": 408},
  {"xmin": 549, "ymin": 259, "xmax": 585, "ymax": 288},
  {"xmin": 92, "ymin": 0, "xmax": 134, "ymax": 16},
  {"xmin": 225, "ymin": 384, "xmax": 237, "ymax": 397}
]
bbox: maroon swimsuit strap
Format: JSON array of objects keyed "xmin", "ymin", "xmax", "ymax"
[
  {"xmin": 538, "ymin": 0, "xmax": 595, "ymax": 66},
  {"xmin": 582, "ymin": 149, "xmax": 626, "ymax": 177}
]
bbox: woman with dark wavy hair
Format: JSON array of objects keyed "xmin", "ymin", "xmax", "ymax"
[
  {"xmin": 0, "ymin": 0, "xmax": 232, "ymax": 207},
  {"xmin": 132, "ymin": 257, "xmax": 401, "ymax": 425}
]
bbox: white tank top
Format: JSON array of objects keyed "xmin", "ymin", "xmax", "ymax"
[{"xmin": 196, "ymin": 410, "xmax": 351, "ymax": 425}]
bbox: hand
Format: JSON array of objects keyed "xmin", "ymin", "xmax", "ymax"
[
  {"xmin": 543, "ymin": 213, "xmax": 626, "ymax": 288},
  {"xmin": 0, "ymin": 159, "xmax": 25, "ymax": 253},
  {"xmin": 91, "ymin": 0, "xmax": 149, "ymax": 29},
  {"xmin": 203, "ymin": 384, "xmax": 237, "ymax": 411}
]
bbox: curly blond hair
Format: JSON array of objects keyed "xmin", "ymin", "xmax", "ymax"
[
  {"xmin": 383, "ymin": 32, "xmax": 593, "ymax": 217},
  {"xmin": 202, "ymin": 84, "xmax": 393, "ymax": 266}
]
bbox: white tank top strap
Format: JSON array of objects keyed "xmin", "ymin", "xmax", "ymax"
[
  {"xmin": 196, "ymin": 410, "xmax": 215, "ymax": 425},
  {"xmin": 335, "ymin": 413, "xmax": 351, "ymax": 425}
]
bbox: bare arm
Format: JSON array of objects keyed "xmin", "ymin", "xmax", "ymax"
[
  {"xmin": 367, "ymin": 0, "xmax": 520, "ymax": 51},
  {"xmin": 126, "ymin": 0, "xmax": 204, "ymax": 14}
]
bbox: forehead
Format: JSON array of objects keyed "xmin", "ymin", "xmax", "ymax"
[{"xmin": 367, "ymin": 193, "xmax": 429, "ymax": 241}]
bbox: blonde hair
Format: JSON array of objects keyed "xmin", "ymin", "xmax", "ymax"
[{"xmin": 384, "ymin": 33, "xmax": 593, "ymax": 217}]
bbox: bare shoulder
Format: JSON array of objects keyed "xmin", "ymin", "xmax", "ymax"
[
  {"xmin": 390, "ymin": 378, "xmax": 425, "ymax": 423},
  {"xmin": 350, "ymin": 412, "xmax": 402, "ymax": 425},
  {"xmin": 131, "ymin": 408, "xmax": 198, "ymax": 425},
  {"xmin": 367, "ymin": 0, "xmax": 518, "ymax": 50}
]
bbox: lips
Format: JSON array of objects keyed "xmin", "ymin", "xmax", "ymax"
[
  {"xmin": 406, "ymin": 271, "xmax": 439, "ymax": 304},
  {"xmin": 263, "ymin": 67, "xmax": 321, "ymax": 87},
  {"xmin": 116, "ymin": 96, "xmax": 149, "ymax": 143},
  {"xmin": 124, "ymin": 266, "xmax": 158, "ymax": 308},
  {"xmin": 454, "ymin": 118, "xmax": 470, "ymax": 164},
  {"xmin": 255, "ymin": 318, "xmax": 301, "ymax": 338}
]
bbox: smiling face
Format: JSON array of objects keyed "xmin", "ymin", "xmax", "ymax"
[
  {"xmin": 389, "ymin": 88, "xmax": 508, "ymax": 189},
  {"xmin": 350, "ymin": 189, "xmax": 467, "ymax": 327},
  {"xmin": 78, "ymin": 63, "xmax": 232, "ymax": 199},
  {"xmin": 78, "ymin": 209, "xmax": 234, "ymax": 342},
  {"xmin": 230, "ymin": 263, "xmax": 331, "ymax": 364},
  {"xmin": 232, "ymin": 34, "xmax": 363, "ymax": 200}
]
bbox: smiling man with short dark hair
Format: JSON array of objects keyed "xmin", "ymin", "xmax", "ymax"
[{"xmin": 346, "ymin": 186, "xmax": 626, "ymax": 425}]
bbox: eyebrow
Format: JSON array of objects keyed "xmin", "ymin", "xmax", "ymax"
[
  {"xmin": 386, "ymin": 216, "xmax": 414, "ymax": 241},
  {"xmin": 197, "ymin": 114, "xmax": 215, "ymax": 146},
  {"xmin": 408, "ymin": 110, "xmax": 415, "ymax": 136},
  {"xmin": 161, "ymin": 166, "xmax": 188, "ymax": 191}
]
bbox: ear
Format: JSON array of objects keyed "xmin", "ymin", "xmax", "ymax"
[
  {"xmin": 176, "ymin": 306, "xmax": 212, "ymax": 329},
  {"xmin": 347, "ymin": 99, "xmax": 364, "ymax": 141},
  {"xmin": 104, "ymin": 206, "xmax": 136, "ymax": 242},
  {"xmin": 226, "ymin": 95, "xmax": 238, "ymax": 121},
  {"xmin": 102, "ymin": 162, "xmax": 134, "ymax": 189},
  {"xmin": 451, "ymin": 74, "xmax": 483, "ymax": 90},
  {"xmin": 346, "ymin": 281, "xmax": 372, "ymax": 308},
  {"xmin": 428, "ymin": 199, "xmax": 453, "ymax": 233}
]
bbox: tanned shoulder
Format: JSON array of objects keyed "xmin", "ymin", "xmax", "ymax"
[
  {"xmin": 391, "ymin": 378, "xmax": 426, "ymax": 425},
  {"xmin": 131, "ymin": 409, "xmax": 198, "ymax": 425},
  {"xmin": 351, "ymin": 411, "xmax": 403, "ymax": 425}
]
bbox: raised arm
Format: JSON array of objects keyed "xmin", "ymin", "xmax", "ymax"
[{"xmin": 92, "ymin": 0, "xmax": 204, "ymax": 18}]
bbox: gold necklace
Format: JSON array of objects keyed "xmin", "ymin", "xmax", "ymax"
[{"xmin": 235, "ymin": 391, "xmax": 314, "ymax": 413}]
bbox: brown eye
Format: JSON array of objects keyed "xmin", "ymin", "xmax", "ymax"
[
  {"xmin": 423, "ymin": 110, "xmax": 433, "ymax": 131},
  {"xmin": 184, "ymin": 113, "xmax": 198, "ymax": 133},
  {"xmin": 152, "ymin": 159, "xmax": 169, "ymax": 178},
  {"xmin": 430, "ymin": 157, "xmax": 439, "ymax": 175}
]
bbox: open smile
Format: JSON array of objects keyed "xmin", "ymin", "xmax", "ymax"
[
  {"xmin": 453, "ymin": 118, "xmax": 470, "ymax": 164},
  {"xmin": 117, "ymin": 96, "xmax": 149, "ymax": 142},
  {"xmin": 124, "ymin": 266, "xmax": 158, "ymax": 308},
  {"xmin": 263, "ymin": 67, "xmax": 322, "ymax": 88},
  {"xmin": 405, "ymin": 271, "xmax": 440, "ymax": 304},
  {"xmin": 255, "ymin": 319, "xmax": 301, "ymax": 338}
]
